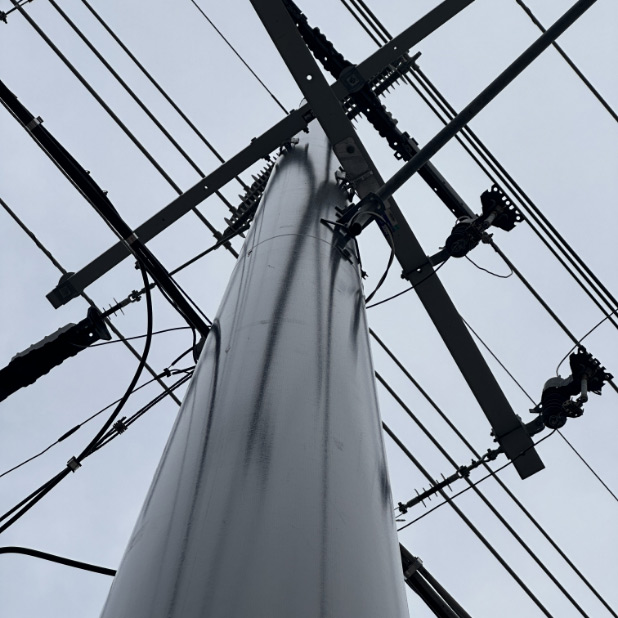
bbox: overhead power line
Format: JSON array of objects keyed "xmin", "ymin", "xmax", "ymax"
[
  {"xmin": 187, "ymin": 0, "xmax": 288, "ymax": 115},
  {"xmin": 513, "ymin": 0, "xmax": 618, "ymax": 124},
  {"xmin": 0, "ymin": 195, "xmax": 182, "ymax": 405},
  {"xmin": 377, "ymin": 372, "xmax": 590, "ymax": 617},
  {"xmin": 371, "ymin": 329, "xmax": 617, "ymax": 617},
  {"xmin": 382, "ymin": 421, "xmax": 555, "ymax": 618},
  {"xmin": 338, "ymin": 0, "xmax": 618, "ymax": 341},
  {"xmin": 7, "ymin": 0, "xmax": 238, "ymax": 260}
]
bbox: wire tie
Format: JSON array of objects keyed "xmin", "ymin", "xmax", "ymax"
[{"xmin": 66, "ymin": 457, "xmax": 81, "ymax": 473}]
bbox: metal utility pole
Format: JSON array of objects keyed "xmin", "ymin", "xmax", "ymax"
[{"xmin": 100, "ymin": 125, "xmax": 408, "ymax": 617}]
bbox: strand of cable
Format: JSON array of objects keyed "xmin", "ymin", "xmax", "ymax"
[
  {"xmin": 77, "ymin": 0, "xmax": 247, "ymax": 190},
  {"xmin": 410, "ymin": 64, "xmax": 618, "ymax": 333},
  {"xmin": 0, "ymin": 195, "xmax": 181, "ymax": 405},
  {"xmin": 0, "ymin": 263, "xmax": 153, "ymax": 535},
  {"xmin": 0, "ymin": 372, "xmax": 190, "ymax": 536},
  {"xmin": 338, "ymin": 0, "xmax": 618, "ymax": 336},
  {"xmin": 397, "ymin": 431, "xmax": 556, "ymax": 531},
  {"xmin": 382, "ymin": 421, "xmax": 555, "ymax": 618},
  {"xmin": 0, "ymin": 546, "xmax": 115, "ymax": 577},
  {"xmin": 0, "ymin": 353, "xmax": 193, "ymax": 481},
  {"xmin": 90, "ymin": 326, "xmax": 192, "ymax": 347},
  {"xmin": 377, "ymin": 373, "xmax": 591, "ymax": 618},
  {"xmin": 45, "ymin": 0, "xmax": 239, "ymax": 223},
  {"xmin": 513, "ymin": 0, "xmax": 618, "ymax": 124},
  {"xmin": 465, "ymin": 254, "xmax": 513, "ymax": 279},
  {"xmin": 8, "ymin": 1, "xmax": 239, "ymax": 262},
  {"xmin": 187, "ymin": 0, "xmax": 288, "ymax": 115},
  {"xmin": 366, "ymin": 261, "xmax": 446, "ymax": 309},
  {"xmin": 370, "ymin": 329, "xmax": 617, "ymax": 616},
  {"xmin": 464, "ymin": 316, "xmax": 618, "ymax": 508}
]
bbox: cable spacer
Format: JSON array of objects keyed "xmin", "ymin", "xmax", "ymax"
[
  {"xmin": 25, "ymin": 116, "xmax": 43, "ymax": 131},
  {"xmin": 66, "ymin": 456, "xmax": 81, "ymax": 472},
  {"xmin": 113, "ymin": 417, "xmax": 128, "ymax": 434}
]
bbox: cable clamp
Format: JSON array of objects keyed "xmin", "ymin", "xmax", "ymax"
[
  {"xmin": 403, "ymin": 556, "xmax": 423, "ymax": 580},
  {"xmin": 124, "ymin": 232, "xmax": 139, "ymax": 245},
  {"xmin": 67, "ymin": 456, "xmax": 81, "ymax": 472},
  {"xmin": 25, "ymin": 116, "xmax": 43, "ymax": 131}
]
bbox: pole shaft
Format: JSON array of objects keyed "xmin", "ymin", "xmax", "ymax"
[
  {"xmin": 376, "ymin": 0, "xmax": 597, "ymax": 201},
  {"xmin": 100, "ymin": 125, "xmax": 407, "ymax": 617}
]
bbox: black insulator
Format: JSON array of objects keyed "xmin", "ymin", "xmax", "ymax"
[
  {"xmin": 541, "ymin": 387, "xmax": 568, "ymax": 429},
  {"xmin": 444, "ymin": 221, "xmax": 480, "ymax": 258}
]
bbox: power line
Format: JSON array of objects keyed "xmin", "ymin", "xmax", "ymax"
[
  {"xmin": 513, "ymin": 0, "xmax": 618, "ymax": 124},
  {"xmin": 377, "ymin": 373, "xmax": 591, "ymax": 617},
  {"xmin": 187, "ymin": 0, "xmax": 288, "ymax": 114},
  {"xmin": 397, "ymin": 431, "xmax": 556, "ymax": 531},
  {"xmin": 0, "ymin": 546, "xmax": 115, "ymax": 577},
  {"xmin": 382, "ymin": 421, "xmax": 555, "ymax": 618},
  {"xmin": 338, "ymin": 0, "xmax": 618, "ymax": 339},
  {"xmin": 0, "ymin": 195, "xmax": 182, "ymax": 405},
  {"xmin": 7, "ymin": 0, "xmax": 238, "ymax": 260},
  {"xmin": 371, "ymin": 329, "xmax": 618, "ymax": 617}
]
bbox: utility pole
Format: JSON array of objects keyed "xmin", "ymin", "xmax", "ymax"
[{"xmin": 100, "ymin": 124, "xmax": 408, "ymax": 617}]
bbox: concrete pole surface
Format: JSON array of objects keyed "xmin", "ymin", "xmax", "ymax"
[{"xmin": 100, "ymin": 125, "xmax": 408, "ymax": 618}]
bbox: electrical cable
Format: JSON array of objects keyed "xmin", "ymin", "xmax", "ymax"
[
  {"xmin": 337, "ymin": 0, "xmax": 618, "ymax": 339},
  {"xmin": 0, "ymin": 546, "xmax": 115, "ymax": 577},
  {"xmin": 187, "ymin": 0, "xmax": 288, "ymax": 115},
  {"xmin": 382, "ymin": 421, "xmax": 555, "ymax": 618},
  {"xmin": 366, "ymin": 261, "xmax": 446, "ymax": 308},
  {"xmin": 0, "ymin": 366, "xmax": 186, "ymax": 480},
  {"xmin": 555, "ymin": 308, "xmax": 618, "ymax": 376},
  {"xmin": 0, "ymin": 195, "xmax": 181, "ymax": 405},
  {"xmin": 89, "ymin": 326, "xmax": 192, "ymax": 347},
  {"xmin": 465, "ymin": 254, "xmax": 513, "ymax": 279},
  {"xmin": 7, "ymin": 1, "xmax": 238, "ymax": 261},
  {"xmin": 76, "ymin": 0, "xmax": 247, "ymax": 190},
  {"xmin": 378, "ymin": 373, "xmax": 590, "ymax": 617},
  {"xmin": 371, "ymin": 329, "xmax": 617, "ymax": 617},
  {"xmin": 513, "ymin": 0, "xmax": 618, "ymax": 124},
  {"xmin": 396, "ymin": 431, "xmax": 556, "ymax": 531}
]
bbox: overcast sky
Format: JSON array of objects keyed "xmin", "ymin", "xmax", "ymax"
[{"xmin": 1, "ymin": 0, "xmax": 617, "ymax": 616}]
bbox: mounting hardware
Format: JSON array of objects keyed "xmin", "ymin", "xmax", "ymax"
[
  {"xmin": 25, "ymin": 116, "xmax": 43, "ymax": 131},
  {"xmin": 443, "ymin": 185, "xmax": 522, "ymax": 258},
  {"xmin": 536, "ymin": 348, "xmax": 612, "ymax": 429},
  {"xmin": 67, "ymin": 457, "xmax": 81, "ymax": 472}
]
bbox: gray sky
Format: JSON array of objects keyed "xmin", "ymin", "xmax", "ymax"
[{"xmin": 1, "ymin": 0, "xmax": 617, "ymax": 616}]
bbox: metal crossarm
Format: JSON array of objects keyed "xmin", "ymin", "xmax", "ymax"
[{"xmin": 250, "ymin": 0, "xmax": 543, "ymax": 479}]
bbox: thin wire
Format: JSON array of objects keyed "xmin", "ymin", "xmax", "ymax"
[
  {"xmin": 9, "ymin": 0, "xmax": 238, "ymax": 261},
  {"xmin": 514, "ymin": 0, "xmax": 618, "ymax": 124},
  {"xmin": 557, "ymin": 432, "xmax": 618, "ymax": 504},
  {"xmin": 358, "ymin": 212, "xmax": 395, "ymax": 303},
  {"xmin": 382, "ymin": 421, "xmax": 554, "ymax": 617},
  {"xmin": 0, "ymin": 195, "xmax": 181, "ymax": 405},
  {"xmin": 337, "ymin": 0, "xmax": 618, "ymax": 339},
  {"xmin": 466, "ymin": 254, "xmax": 513, "ymax": 279},
  {"xmin": 89, "ymin": 326, "xmax": 192, "ymax": 347},
  {"xmin": 371, "ymin": 329, "xmax": 618, "ymax": 617},
  {"xmin": 366, "ymin": 261, "xmax": 446, "ymax": 308},
  {"xmin": 0, "ymin": 369, "xmax": 179, "ymax": 480},
  {"xmin": 397, "ymin": 431, "xmax": 556, "ymax": 531},
  {"xmin": 378, "ymin": 372, "xmax": 590, "ymax": 617},
  {"xmin": 555, "ymin": 309, "xmax": 618, "ymax": 376},
  {"xmin": 187, "ymin": 0, "xmax": 288, "ymax": 114}
]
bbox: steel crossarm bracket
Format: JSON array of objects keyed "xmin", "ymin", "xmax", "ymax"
[
  {"xmin": 251, "ymin": 0, "xmax": 543, "ymax": 478},
  {"xmin": 46, "ymin": 0, "xmax": 476, "ymax": 308}
]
